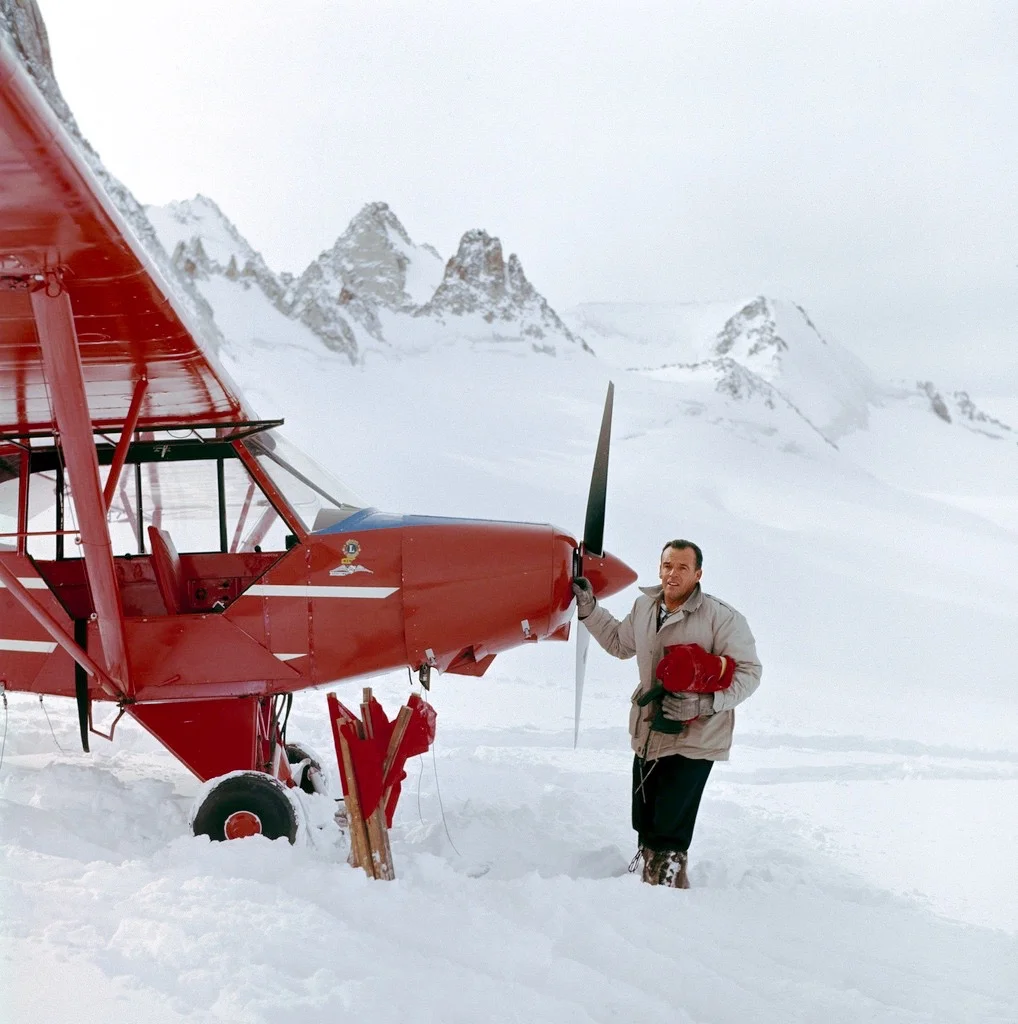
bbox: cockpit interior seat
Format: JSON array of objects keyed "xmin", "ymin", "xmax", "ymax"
[{"xmin": 148, "ymin": 525, "xmax": 185, "ymax": 614}]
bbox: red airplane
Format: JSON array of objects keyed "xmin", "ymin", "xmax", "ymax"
[{"xmin": 0, "ymin": 38, "xmax": 636, "ymax": 844}]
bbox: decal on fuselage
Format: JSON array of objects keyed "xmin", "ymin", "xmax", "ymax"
[{"xmin": 329, "ymin": 563, "xmax": 374, "ymax": 577}]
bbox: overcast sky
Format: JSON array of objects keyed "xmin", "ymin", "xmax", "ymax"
[{"xmin": 37, "ymin": 1, "xmax": 1018, "ymax": 390}]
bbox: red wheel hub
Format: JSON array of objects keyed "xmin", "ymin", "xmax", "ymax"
[{"xmin": 224, "ymin": 810, "xmax": 262, "ymax": 839}]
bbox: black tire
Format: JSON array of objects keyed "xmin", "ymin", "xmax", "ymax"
[
  {"xmin": 285, "ymin": 742, "xmax": 324, "ymax": 795},
  {"xmin": 191, "ymin": 772, "xmax": 298, "ymax": 843}
]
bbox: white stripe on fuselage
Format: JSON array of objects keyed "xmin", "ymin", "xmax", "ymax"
[
  {"xmin": 0, "ymin": 577, "xmax": 48, "ymax": 590},
  {"xmin": 243, "ymin": 585, "xmax": 398, "ymax": 599},
  {"xmin": 0, "ymin": 638, "xmax": 58, "ymax": 652}
]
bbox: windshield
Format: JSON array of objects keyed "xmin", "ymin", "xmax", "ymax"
[
  {"xmin": 243, "ymin": 430, "xmax": 364, "ymax": 531},
  {"xmin": 0, "ymin": 446, "xmax": 56, "ymax": 547}
]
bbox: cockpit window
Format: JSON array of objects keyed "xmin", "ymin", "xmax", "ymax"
[{"xmin": 243, "ymin": 430, "xmax": 363, "ymax": 532}]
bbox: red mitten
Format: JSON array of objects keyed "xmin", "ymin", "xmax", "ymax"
[{"xmin": 656, "ymin": 643, "xmax": 736, "ymax": 693}]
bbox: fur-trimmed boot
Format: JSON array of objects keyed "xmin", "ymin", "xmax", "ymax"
[
  {"xmin": 633, "ymin": 847, "xmax": 692, "ymax": 887},
  {"xmin": 659, "ymin": 849, "xmax": 690, "ymax": 888},
  {"xmin": 640, "ymin": 848, "xmax": 670, "ymax": 885}
]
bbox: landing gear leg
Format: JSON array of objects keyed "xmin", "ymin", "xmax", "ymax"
[{"xmin": 285, "ymin": 742, "xmax": 327, "ymax": 795}]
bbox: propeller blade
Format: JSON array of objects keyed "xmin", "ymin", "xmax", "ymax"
[
  {"xmin": 574, "ymin": 381, "xmax": 615, "ymax": 746},
  {"xmin": 574, "ymin": 619, "xmax": 591, "ymax": 748},
  {"xmin": 582, "ymin": 382, "xmax": 614, "ymax": 557}
]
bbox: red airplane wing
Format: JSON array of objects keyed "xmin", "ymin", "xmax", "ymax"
[
  {"xmin": 0, "ymin": 38, "xmax": 249, "ymax": 436},
  {"xmin": 0, "ymin": 38, "xmax": 263, "ymax": 696}
]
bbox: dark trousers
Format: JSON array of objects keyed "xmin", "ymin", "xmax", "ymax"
[{"xmin": 632, "ymin": 753, "xmax": 713, "ymax": 853}]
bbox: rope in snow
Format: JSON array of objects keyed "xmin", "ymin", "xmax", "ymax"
[
  {"xmin": 409, "ymin": 667, "xmax": 427, "ymax": 826},
  {"xmin": 416, "ymin": 753, "xmax": 425, "ymax": 824},
  {"xmin": 405, "ymin": 667, "xmax": 461, "ymax": 855},
  {"xmin": 431, "ymin": 740, "xmax": 462, "ymax": 858},
  {"xmin": 39, "ymin": 695, "xmax": 65, "ymax": 754}
]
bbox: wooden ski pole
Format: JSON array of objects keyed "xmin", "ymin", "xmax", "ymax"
[
  {"xmin": 337, "ymin": 730, "xmax": 375, "ymax": 878},
  {"xmin": 360, "ymin": 686, "xmax": 395, "ymax": 879}
]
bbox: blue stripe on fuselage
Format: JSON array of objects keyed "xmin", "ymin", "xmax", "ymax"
[{"xmin": 314, "ymin": 508, "xmax": 542, "ymax": 535}]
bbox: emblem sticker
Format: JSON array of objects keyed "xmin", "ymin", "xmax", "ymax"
[
  {"xmin": 342, "ymin": 539, "xmax": 361, "ymax": 561},
  {"xmin": 329, "ymin": 564, "xmax": 374, "ymax": 577}
]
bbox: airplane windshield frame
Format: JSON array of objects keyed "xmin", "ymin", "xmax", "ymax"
[
  {"xmin": 0, "ymin": 425, "xmax": 365, "ymax": 558},
  {"xmin": 241, "ymin": 430, "xmax": 364, "ymax": 532}
]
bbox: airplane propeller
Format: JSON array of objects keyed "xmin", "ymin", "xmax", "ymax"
[{"xmin": 574, "ymin": 381, "xmax": 614, "ymax": 747}]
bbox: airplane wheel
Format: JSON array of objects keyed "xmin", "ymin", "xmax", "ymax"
[
  {"xmin": 190, "ymin": 771, "xmax": 299, "ymax": 843},
  {"xmin": 286, "ymin": 742, "xmax": 326, "ymax": 795}
]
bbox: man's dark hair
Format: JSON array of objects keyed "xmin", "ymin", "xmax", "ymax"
[{"xmin": 660, "ymin": 539, "xmax": 703, "ymax": 570}]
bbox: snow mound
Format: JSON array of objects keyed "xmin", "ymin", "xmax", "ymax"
[{"xmin": 3, "ymin": 685, "xmax": 1016, "ymax": 1024}]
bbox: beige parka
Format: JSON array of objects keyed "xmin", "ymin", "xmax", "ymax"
[{"xmin": 582, "ymin": 583, "xmax": 762, "ymax": 761}]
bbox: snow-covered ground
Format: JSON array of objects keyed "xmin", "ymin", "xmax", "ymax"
[
  {"xmin": 3, "ymin": 286, "xmax": 1017, "ymax": 1021},
  {"xmin": 3, "ymin": 681, "xmax": 1016, "ymax": 1023}
]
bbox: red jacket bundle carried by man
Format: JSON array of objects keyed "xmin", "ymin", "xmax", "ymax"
[{"xmin": 656, "ymin": 642, "xmax": 737, "ymax": 695}]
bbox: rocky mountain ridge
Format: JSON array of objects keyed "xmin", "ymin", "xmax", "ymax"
[
  {"xmin": 142, "ymin": 189, "xmax": 1012, "ymax": 449},
  {"xmin": 912, "ymin": 381, "xmax": 1012, "ymax": 438},
  {"xmin": 4, "ymin": 0, "xmax": 1009, "ymax": 456},
  {"xmin": 153, "ymin": 197, "xmax": 588, "ymax": 361},
  {"xmin": 568, "ymin": 296, "xmax": 1010, "ymax": 447}
]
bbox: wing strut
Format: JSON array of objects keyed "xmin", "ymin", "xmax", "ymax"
[
  {"xmin": 31, "ymin": 284, "xmax": 131, "ymax": 695},
  {"xmin": 103, "ymin": 375, "xmax": 148, "ymax": 510}
]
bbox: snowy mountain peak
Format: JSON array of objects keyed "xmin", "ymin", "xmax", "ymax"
[
  {"xmin": 150, "ymin": 195, "xmax": 257, "ymax": 265},
  {"xmin": 267, "ymin": 201, "xmax": 447, "ymax": 360},
  {"xmin": 298, "ymin": 201, "xmax": 445, "ymax": 312},
  {"xmin": 147, "ymin": 196, "xmax": 286, "ymax": 305},
  {"xmin": 145, "ymin": 197, "xmax": 592, "ymax": 362},
  {"xmin": 420, "ymin": 229, "xmax": 592, "ymax": 354},
  {"xmin": 424, "ymin": 229, "xmax": 511, "ymax": 315},
  {"xmin": 345, "ymin": 201, "xmax": 440, "ymax": 265},
  {"xmin": 709, "ymin": 296, "xmax": 878, "ymax": 440},
  {"xmin": 714, "ymin": 296, "xmax": 821, "ymax": 364},
  {"xmin": 349, "ymin": 200, "xmax": 412, "ymax": 243}
]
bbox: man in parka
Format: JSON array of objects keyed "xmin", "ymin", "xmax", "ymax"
[{"xmin": 573, "ymin": 539, "xmax": 762, "ymax": 887}]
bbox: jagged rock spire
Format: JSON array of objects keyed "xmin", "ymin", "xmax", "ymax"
[
  {"xmin": 420, "ymin": 229, "xmax": 592, "ymax": 353},
  {"xmin": 296, "ymin": 202, "xmax": 442, "ymax": 312}
]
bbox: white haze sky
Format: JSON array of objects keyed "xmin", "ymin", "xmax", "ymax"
[{"xmin": 37, "ymin": 1, "xmax": 1018, "ymax": 391}]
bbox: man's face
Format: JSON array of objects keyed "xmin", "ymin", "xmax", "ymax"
[{"xmin": 659, "ymin": 546, "xmax": 701, "ymax": 607}]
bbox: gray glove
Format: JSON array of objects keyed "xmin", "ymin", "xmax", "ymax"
[
  {"xmin": 572, "ymin": 577, "xmax": 596, "ymax": 619},
  {"xmin": 660, "ymin": 692, "xmax": 715, "ymax": 722}
]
